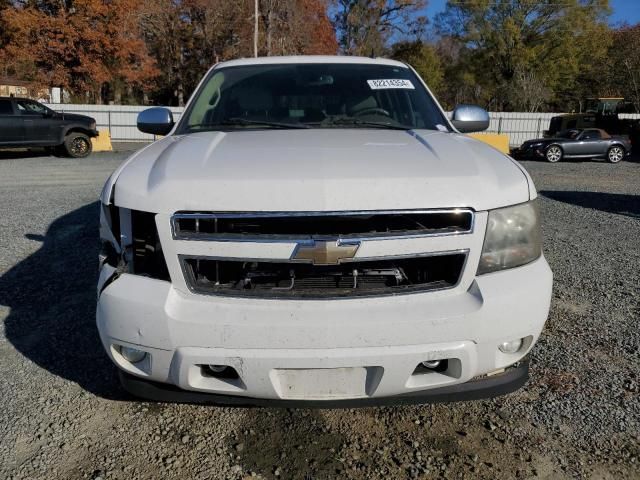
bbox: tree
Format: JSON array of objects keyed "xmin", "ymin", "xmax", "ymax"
[
  {"xmin": 505, "ymin": 67, "xmax": 551, "ymax": 112},
  {"xmin": 332, "ymin": 0, "xmax": 427, "ymax": 56},
  {"xmin": 436, "ymin": 0, "xmax": 612, "ymax": 111},
  {"xmin": 0, "ymin": 0, "xmax": 10, "ymax": 65},
  {"xmin": 261, "ymin": 0, "xmax": 338, "ymax": 56},
  {"xmin": 390, "ymin": 40, "xmax": 443, "ymax": 94},
  {"xmin": 0, "ymin": 0, "xmax": 158, "ymax": 103},
  {"xmin": 1, "ymin": 0, "xmax": 338, "ymax": 105},
  {"xmin": 139, "ymin": 0, "xmax": 338, "ymax": 106},
  {"xmin": 139, "ymin": 0, "xmax": 201, "ymax": 106},
  {"xmin": 601, "ymin": 24, "xmax": 640, "ymax": 112}
]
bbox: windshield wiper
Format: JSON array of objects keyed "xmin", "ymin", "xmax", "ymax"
[
  {"xmin": 218, "ymin": 118, "xmax": 310, "ymax": 129},
  {"xmin": 318, "ymin": 118, "xmax": 411, "ymax": 130}
]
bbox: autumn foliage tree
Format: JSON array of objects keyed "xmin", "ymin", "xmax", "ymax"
[
  {"xmin": 260, "ymin": 0, "xmax": 338, "ymax": 56},
  {"xmin": 139, "ymin": 0, "xmax": 337, "ymax": 106},
  {"xmin": 0, "ymin": 0, "xmax": 158, "ymax": 103},
  {"xmin": 0, "ymin": 0, "xmax": 9, "ymax": 57},
  {"xmin": 3, "ymin": 0, "xmax": 635, "ymax": 112},
  {"xmin": 0, "ymin": 0, "xmax": 343, "ymax": 105}
]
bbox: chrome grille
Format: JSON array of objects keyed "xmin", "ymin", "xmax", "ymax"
[
  {"xmin": 172, "ymin": 209, "xmax": 474, "ymax": 298},
  {"xmin": 172, "ymin": 209, "xmax": 474, "ymax": 241}
]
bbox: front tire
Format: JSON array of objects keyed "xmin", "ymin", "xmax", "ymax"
[
  {"xmin": 607, "ymin": 145, "xmax": 625, "ymax": 163},
  {"xmin": 63, "ymin": 132, "xmax": 92, "ymax": 158},
  {"xmin": 545, "ymin": 145, "xmax": 563, "ymax": 163}
]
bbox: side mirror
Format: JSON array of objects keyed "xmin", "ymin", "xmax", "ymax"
[
  {"xmin": 137, "ymin": 107, "xmax": 174, "ymax": 135},
  {"xmin": 451, "ymin": 105, "xmax": 489, "ymax": 133}
]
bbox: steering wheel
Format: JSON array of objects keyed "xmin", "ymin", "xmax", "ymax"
[{"xmin": 353, "ymin": 107, "xmax": 391, "ymax": 118}]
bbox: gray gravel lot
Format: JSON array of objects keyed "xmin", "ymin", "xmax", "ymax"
[{"xmin": 0, "ymin": 147, "xmax": 638, "ymax": 479}]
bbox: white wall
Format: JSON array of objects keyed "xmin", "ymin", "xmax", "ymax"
[{"xmin": 46, "ymin": 104, "xmax": 639, "ymax": 146}]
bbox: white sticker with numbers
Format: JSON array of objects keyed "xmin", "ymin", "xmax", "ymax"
[{"xmin": 367, "ymin": 79, "xmax": 415, "ymax": 90}]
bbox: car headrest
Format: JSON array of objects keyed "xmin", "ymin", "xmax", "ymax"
[
  {"xmin": 347, "ymin": 95, "xmax": 378, "ymax": 114},
  {"xmin": 235, "ymin": 87, "xmax": 273, "ymax": 112}
]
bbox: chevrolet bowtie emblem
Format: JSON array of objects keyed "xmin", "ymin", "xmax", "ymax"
[{"xmin": 291, "ymin": 240, "xmax": 360, "ymax": 265}]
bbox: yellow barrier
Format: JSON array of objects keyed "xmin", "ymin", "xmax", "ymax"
[
  {"xmin": 467, "ymin": 133, "xmax": 510, "ymax": 154},
  {"xmin": 92, "ymin": 129, "xmax": 113, "ymax": 152}
]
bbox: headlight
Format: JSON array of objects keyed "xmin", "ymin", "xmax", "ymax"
[
  {"xmin": 89, "ymin": 121, "xmax": 96, "ymax": 130},
  {"xmin": 477, "ymin": 201, "xmax": 542, "ymax": 275}
]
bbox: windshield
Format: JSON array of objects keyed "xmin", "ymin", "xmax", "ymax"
[
  {"xmin": 177, "ymin": 63, "xmax": 449, "ymax": 133},
  {"xmin": 557, "ymin": 129, "xmax": 579, "ymax": 139},
  {"xmin": 16, "ymin": 99, "xmax": 50, "ymax": 116}
]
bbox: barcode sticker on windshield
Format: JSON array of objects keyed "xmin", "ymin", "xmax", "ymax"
[{"xmin": 367, "ymin": 79, "xmax": 415, "ymax": 90}]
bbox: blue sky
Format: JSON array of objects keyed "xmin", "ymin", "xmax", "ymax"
[{"xmin": 423, "ymin": 0, "xmax": 640, "ymax": 26}]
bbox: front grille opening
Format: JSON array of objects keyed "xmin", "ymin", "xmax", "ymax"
[
  {"xmin": 173, "ymin": 210, "xmax": 473, "ymax": 240},
  {"xmin": 131, "ymin": 210, "xmax": 170, "ymax": 281},
  {"xmin": 182, "ymin": 253, "xmax": 466, "ymax": 298}
]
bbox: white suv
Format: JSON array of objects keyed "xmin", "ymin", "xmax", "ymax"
[{"xmin": 97, "ymin": 56, "xmax": 552, "ymax": 406}]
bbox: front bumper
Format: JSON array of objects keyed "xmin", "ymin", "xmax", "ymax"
[
  {"xmin": 119, "ymin": 360, "xmax": 529, "ymax": 408},
  {"xmin": 96, "ymin": 256, "xmax": 552, "ymax": 405},
  {"xmin": 511, "ymin": 147, "xmax": 545, "ymax": 160}
]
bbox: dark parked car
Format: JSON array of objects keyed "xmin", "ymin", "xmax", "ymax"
[
  {"xmin": 0, "ymin": 97, "xmax": 98, "ymax": 157},
  {"xmin": 513, "ymin": 128, "xmax": 631, "ymax": 163}
]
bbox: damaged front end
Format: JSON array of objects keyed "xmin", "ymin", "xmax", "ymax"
[{"xmin": 98, "ymin": 193, "xmax": 170, "ymax": 296}]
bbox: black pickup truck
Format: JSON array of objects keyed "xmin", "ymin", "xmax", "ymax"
[
  {"xmin": 513, "ymin": 128, "xmax": 632, "ymax": 163},
  {"xmin": 0, "ymin": 97, "xmax": 98, "ymax": 157}
]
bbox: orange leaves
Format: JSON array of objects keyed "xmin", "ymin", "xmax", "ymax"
[
  {"xmin": 0, "ymin": 0, "xmax": 339, "ymax": 103},
  {"xmin": 297, "ymin": 0, "xmax": 339, "ymax": 55},
  {"xmin": 0, "ymin": 0, "xmax": 158, "ymax": 98}
]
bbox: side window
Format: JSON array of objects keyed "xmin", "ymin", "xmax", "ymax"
[
  {"xmin": 0, "ymin": 100, "xmax": 13, "ymax": 115},
  {"xmin": 16, "ymin": 100, "xmax": 47, "ymax": 115},
  {"xmin": 582, "ymin": 130, "xmax": 601, "ymax": 140}
]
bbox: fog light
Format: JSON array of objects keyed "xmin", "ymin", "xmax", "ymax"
[
  {"xmin": 206, "ymin": 364, "xmax": 228, "ymax": 374},
  {"xmin": 119, "ymin": 346, "xmax": 147, "ymax": 363},
  {"xmin": 498, "ymin": 339, "xmax": 523, "ymax": 354},
  {"xmin": 421, "ymin": 360, "xmax": 441, "ymax": 369}
]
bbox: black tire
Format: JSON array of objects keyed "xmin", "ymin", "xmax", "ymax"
[
  {"xmin": 63, "ymin": 132, "xmax": 92, "ymax": 158},
  {"xmin": 607, "ymin": 145, "xmax": 625, "ymax": 164},
  {"xmin": 545, "ymin": 144, "xmax": 563, "ymax": 163}
]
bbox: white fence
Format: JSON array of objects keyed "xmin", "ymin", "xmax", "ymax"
[
  {"xmin": 44, "ymin": 104, "xmax": 185, "ymax": 143},
  {"xmin": 45, "ymin": 104, "xmax": 640, "ymax": 146}
]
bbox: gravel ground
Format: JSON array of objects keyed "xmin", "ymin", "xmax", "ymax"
[{"xmin": 0, "ymin": 148, "xmax": 638, "ymax": 480}]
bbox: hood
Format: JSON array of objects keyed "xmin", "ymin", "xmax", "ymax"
[
  {"xmin": 522, "ymin": 138, "xmax": 554, "ymax": 146},
  {"xmin": 106, "ymin": 129, "xmax": 532, "ymax": 213},
  {"xmin": 54, "ymin": 112, "xmax": 94, "ymax": 123}
]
